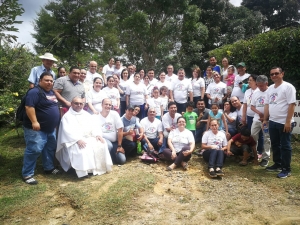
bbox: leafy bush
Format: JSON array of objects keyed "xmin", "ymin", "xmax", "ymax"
[
  {"xmin": 0, "ymin": 42, "xmax": 37, "ymax": 126},
  {"xmin": 208, "ymin": 27, "xmax": 300, "ymax": 96}
]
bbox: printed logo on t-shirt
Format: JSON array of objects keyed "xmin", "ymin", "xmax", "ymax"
[
  {"xmin": 46, "ymin": 95, "xmax": 58, "ymax": 103},
  {"xmin": 269, "ymin": 93, "xmax": 278, "ymax": 104},
  {"xmin": 147, "ymin": 126, "xmax": 157, "ymax": 133},
  {"xmin": 188, "ymin": 116, "xmax": 195, "ymax": 125},
  {"xmin": 257, "ymin": 97, "xmax": 265, "ymax": 107},
  {"xmin": 102, "ymin": 122, "xmax": 114, "ymax": 133},
  {"xmin": 175, "ymin": 84, "xmax": 185, "ymax": 91},
  {"xmin": 172, "ymin": 135, "xmax": 181, "ymax": 143}
]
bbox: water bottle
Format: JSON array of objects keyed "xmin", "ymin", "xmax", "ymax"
[{"xmin": 137, "ymin": 141, "xmax": 142, "ymax": 154}]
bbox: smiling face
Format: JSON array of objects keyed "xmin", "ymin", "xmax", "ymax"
[
  {"xmin": 168, "ymin": 104, "xmax": 177, "ymax": 116},
  {"xmin": 177, "ymin": 117, "xmax": 186, "ymax": 128},
  {"xmin": 210, "ymin": 120, "xmax": 219, "ymax": 132},
  {"xmin": 177, "ymin": 69, "xmax": 185, "ymax": 80},
  {"xmin": 270, "ymin": 68, "xmax": 284, "ymax": 84},
  {"xmin": 89, "ymin": 61, "xmax": 97, "ymax": 73},
  {"xmin": 93, "ymin": 78, "xmax": 102, "ymax": 91},
  {"xmin": 101, "ymin": 98, "xmax": 112, "ymax": 112},
  {"xmin": 210, "ymin": 57, "xmax": 217, "ymax": 67},
  {"xmin": 222, "ymin": 58, "xmax": 228, "ymax": 67},
  {"xmin": 107, "ymin": 77, "xmax": 114, "ymax": 88},
  {"xmin": 213, "ymin": 72, "xmax": 221, "ymax": 83},
  {"xmin": 39, "ymin": 75, "xmax": 54, "ymax": 91},
  {"xmin": 197, "ymin": 101, "xmax": 205, "ymax": 110},
  {"xmin": 42, "ymin": 59, "xmax": 54, "ymax": 70},
  {"xmin": 71, "ymin": 97, "xmax": 84, "ymax": 112},
  {"xmin": 69, "ymin": 68, "xmax": 80, "ymax": 83},
  {"xmin": 230, "ymin": 97, "xmax": 241, "ymax": 109}
]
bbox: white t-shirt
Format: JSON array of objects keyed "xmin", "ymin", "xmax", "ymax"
[
  {"xmin": 86, "ymin": 71, "xmax": 103, "ymax": 90},
  {"xmin": 162, "ymin": 112, "xmax": 182, "ymax": 131},
  {"xmin": 147, "ymin": 97, "xmax": 163, "ymax": 116},
  {"xmin": 192, "ymin": 78, "xmax": 205, "ymax": 97},
  {"xmin": 149, "ymin": 78, "xmax": 158, "ymax": 86},
  {"xmin": 156, "ymin": 80, "xmax": 172, "ymax": 91},
  {"xmin": 145, "ymin": 83, "xmax": 155, "ymax": 96},
  {"xmin": 266, "ymin": 81, "xmax": 296, "ymax": 124},
  {"xmin": 160, "ymin": 96, "xmax": 169, "ymax": 111},
  {"xmin": 120, "ymin": 79, "xmax": 130, "ymax": 101},
  {"xmin": 225, "ymin": 111, "xmax": 237, "ymax": 129},
  {"xmin": 232, "ymin": 73, "xmax": 250, "ymax": 101},
  {"xmin": 169, "ymin": 128, "xmax": 195, "ymax": 153},
  {"xmin": 114, "ymin": 67, "xmax": 123, "ymax": 77},
  {"xmin": 236, "ymin": 105, "xmax": 244, "ymax": 124},
  {"xmin": 202, "ymin": 130, "xmax": 227, "ymax": 149},
  {"xmin": 126, "ymin": 82, "xmax": 148, "ymax": 105},
  {"xmin": 140, "ymin": 117, "xmax": 163, "ymax": 139},
  {"xmin": 102, "ymin": 64, "xmax": 115, "ymax": 78},
  {"xmin": 171, "ymin": 78, "xmax": 192, "ymax": 103},
  {"xmin": 166, "ymin": 74, "xmax": 178, "ymax": 83},
  {"xmin": 251, "ymin": 89, "xmax": 269, "ymax": 122},
  {"xmin": 86, "ymin": 89, "xmax": 108, "ymax": 113},
  {"xmin": 102, "ymin": 87, "xmax": 120, "ymax": 107},
  {"xmin": 98, "ymin": 111, "xmax": 123, "ymax": 142},
  {"xmin": 205, "ymin": 81, "xmax": 227, "ymax": 104},
  {"xmin": 243, "ymin": 88, "xmax": 258, "ymax": 117}
]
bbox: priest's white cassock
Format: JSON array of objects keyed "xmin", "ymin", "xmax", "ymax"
[{"xmin": 56, "ymin": 107, "xmax": 113, "ymax": 178}]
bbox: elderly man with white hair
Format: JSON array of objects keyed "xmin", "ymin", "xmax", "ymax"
[
  {"xmin": 28, "ymin": 52, "xmax": 57, "ymax": 88},
  {"xmin": 56, "ymin": 96, "xmax": 112, "ymax": 178}
]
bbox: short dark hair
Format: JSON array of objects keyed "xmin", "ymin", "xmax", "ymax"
[
  {"xmin": 240, "ymin": 127, "xmax": 251, "ymax": 137},
  {"xmin": 177, "ymin": 116, "xmax": 186, "ymax": 123},
  {"xmin": 271, "ymin": 66, "xmax": 283, "ymax": 73},
  {"xmin": 249, "ymin": 74, "xmax": 258, "ymax": 81},
  {"xmin": 40, "ymin": 71, "xmax": 53, "ymax": 80},
  {"xmin": 107, "ymin": 76, "xmax": 114, "ymax": 82},
  {"xmin": 187, "ymin": 101, "xmax": 194, "ymax": 108},
  {"xmin": 69, "ymin": 66, "xmax": 80, "ymax": 73},
  {"xmin": 147, "ymin": 68, "xmax": 154, "ymax": 73},
  {"xmin": 168, "ymin": 101, "xmax": 176, "ymax": 109},
  {"xmin": 93, "ymin": 77, "xmax": 102, "ymax": 83},
  {"xmin": 121, "ymin": 68, "xmax": 129, "ymax": 80}
]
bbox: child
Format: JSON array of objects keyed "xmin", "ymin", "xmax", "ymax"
[
  {"xmin": 227, "ymin": 127, "xmax": 258, "ymax": 166},
  {"xmin": 147, "ymin": 87, "xmax": 163, "ymax": 119},
  {"xmin": 224, "ymin": 66, "xmax": 235, "ymax": 87},
  {"xmin": 206, "ymin": 103, "xmax": 228, "ymax": 134},
  {"xmin": 182, "ymin": 101, "xmax": 198, "ymax": 138},
  {"xmin": 159, "ymin": 86, "xmax": 169, "ymax": 115}
]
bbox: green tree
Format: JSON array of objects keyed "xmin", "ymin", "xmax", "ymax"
[
  {"xmin": 0, "ymin": 0, "xmax": 24, "ymax": 43},
  {"xmin": 33, "ymin": 0, "xmax": 121, "ymax": 65},
  {"xmin": 241, "ymin": 0, "xmax": 300, "ymax": 29},
  {"xmin": 105, "ymin": 0, "xmax": 208, "ymax": 70}
]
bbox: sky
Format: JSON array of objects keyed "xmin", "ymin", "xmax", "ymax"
[{"xmin": 7, "ymin": 0, "xmax": 242, "ymax": 52}]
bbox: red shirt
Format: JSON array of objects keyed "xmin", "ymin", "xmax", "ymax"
[{"xmin": 231, "ymin": 133, "xmax": 256, "ymax": 147}]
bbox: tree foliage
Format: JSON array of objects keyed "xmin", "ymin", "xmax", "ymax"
[
  {"xmin": 0, "ymin": 0, "xmax": 24, "ymax": 43},
  {"xmin": 104, "ymin": 0, "xmax": 208, "ymax": 70},
  {"xmin": 33, "ymin": 0, "xmax": 121, "ymax": 65},
  {"xmin": 208, "ymin": 27, "xmax": 300, "ymax": 95},
  {"xmin": 241, "ymin": 0, "xmax": 300, "ymax": 29}
]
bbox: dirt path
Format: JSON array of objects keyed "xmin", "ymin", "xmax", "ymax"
[{"xmin": 4, "ymin": 156, "xmax": 300, "ymax": 225}]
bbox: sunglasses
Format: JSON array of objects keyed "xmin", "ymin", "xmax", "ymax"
[{"xmin": 270, "ymin": 72, "xmax": 280, "ymax": 76}]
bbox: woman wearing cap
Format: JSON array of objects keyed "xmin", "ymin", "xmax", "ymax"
[
  {"xmin": 126, "ymin": 73, "xmax": 148, "ymax": 120},
  {"xmin": 164, "ymin": 117, "xmax": 195, "ymax": 171}
]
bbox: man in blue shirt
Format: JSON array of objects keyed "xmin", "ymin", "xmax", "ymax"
[
  {"xmin": 28, "ymin": 53, "xmax": 57, "ymax": 88},
  {"xmin": 22, "ymin": 72, "xmax": 61, "ymax": 185},
  {"xmin": 203, "ymin": 56, "xmax": 221, "ymax": 77}
]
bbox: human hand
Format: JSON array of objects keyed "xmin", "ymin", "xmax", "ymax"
[
  {"xmin": 77, "ymin": 140, "xmax": 87, "ymax": 149},
  {"xmin": 182, "ymin": 150, "xmax": 191, "ymax": 156},
  {"xmin": 171, "ymin": 151, "xmax": 176, "ymax": 160},
  {"xmin": 96, "ymin": 136, "xmax": 105, "ymax": 143},
  {"xmin": 158, "ymin": 138, "xmax": 163, "ymax": 146},
  {"xmin": 211, "ymin": 145, "xmax": 218, "ymax": 149},
  {"xmin": 117, "ymin": 147, "xmax": 125, "ymax": 154},
  {"xmin": 283, "ymin": 122, "xmax": 292, "ymax": 133},
  {"xmin": 32, "ymin": 122, "xmax": 40, "ymax": 131}
]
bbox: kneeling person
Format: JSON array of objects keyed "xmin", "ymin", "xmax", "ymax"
[
  {"xmin": 227, "ymin": 127, "xmax": 258, "ymax": 166},
  {"xmin": 56, "ymin": 97, "xmax": 113, "ymax": 178}
]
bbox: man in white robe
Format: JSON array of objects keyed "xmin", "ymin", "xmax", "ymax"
[{"xmin": 56, "ymin": 97, "xmax": 112, "ymax": 178}]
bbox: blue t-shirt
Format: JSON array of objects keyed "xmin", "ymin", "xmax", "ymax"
[
  {"xmin": 209, "ymin": 110, "xmax": 223, "ymax": 130},
  {"xmin": 23, "ymin": 87, "xmax": 60, "ymax": 133}
]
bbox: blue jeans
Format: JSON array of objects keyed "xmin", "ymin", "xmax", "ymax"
[
  {"xmin": 22, "ymin": 127, "xmax": 56, "ymax": 177},
  {"xmin": 269, "ymin": 120, "xmax": 292, "ymax": 171},
  {"xmin": 120, "ymin": 101, "xmax": 126, "ymax": 117},
  {"xmin": 195, "ymin": 127, "xmax": 206, "ymax": 143},
  {"xmin": 175, "ymin": 102, "xmax": 187, "ymax": 115},
  {"xmin": 122, "ymin": 139, "xmax": 137, "ymax": 156},
  {"xmin": 202, "ymin": 149, "xmax": 225, "ymax": 168},
  {"xmin": 136, "ymin": 104, "xmax": 145, "ymax": 120},
  {"xmin": 104, "ymin": 138, "xmax": 126, "ymax": 165},
  {"xmin": 247, "ymin": 116, "xmax": 263, "ymax": 154},
  {"xmin": 141, "ymin": 137, "xmax": 165, "ymax": 153},
  {"xmin": 193, "ymin": 96, "xmax": 201, "ymax": 108}
]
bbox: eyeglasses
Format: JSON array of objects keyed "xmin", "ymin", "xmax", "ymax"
[
  {"xmin": 270, "ymin": 72, "xmax": 280, "ymax": 76},
  {"xmin": 73, "ymin": 102, "xmax": 84, "ymax": 106}
]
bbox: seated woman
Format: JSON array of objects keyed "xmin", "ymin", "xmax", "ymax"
[
  {"xmin": 163, "ymin": 117, "xmax": 195, "ymax": 171},
  {"xmin": 202, "ymin": 119, "xmax": 228, "ymax": 178}
]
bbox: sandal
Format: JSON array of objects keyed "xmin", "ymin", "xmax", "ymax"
[{"xmin": 23, "ymin": 176, "xmax": 38, "ymax": 185}]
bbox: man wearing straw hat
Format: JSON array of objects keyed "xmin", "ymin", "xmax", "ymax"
[{"xmin": 28, "ymin": 53, "xmax": 58, "ymax": 88}]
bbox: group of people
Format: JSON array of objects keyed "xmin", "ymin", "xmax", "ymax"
[{"xmin": 21, "ymin": 52, "xmax": 296, "ymax": 185}]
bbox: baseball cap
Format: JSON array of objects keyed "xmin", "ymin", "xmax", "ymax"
[{"xmin": 237, "ymin": 62, "xmax": 246, "ymax": 67}]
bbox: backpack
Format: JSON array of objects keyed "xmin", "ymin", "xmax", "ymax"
[{"xmin": 15, "ymin": 86, "xmax": 44, "ymax": 124}]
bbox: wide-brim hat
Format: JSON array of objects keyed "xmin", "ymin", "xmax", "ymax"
[{"xmin": 39, "ymin": 53, "xmax": 58, "ymax": 62}]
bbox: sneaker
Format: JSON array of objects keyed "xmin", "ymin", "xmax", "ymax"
[
  {"xmin": 209, "ymin": 170, "xmax": 217, "ymax": 178},
  {"xmin": 266, "ymin": 164, "xmax": 281, "ymax": 172},
  {"xmin": 44, "ymin": 168, "xmax": 62, "ymax": 175},
  {"xmin": 277, "ymin": 170, "xmax": 291, "ymax": 178},
  {"xmin": 215, "ymin": 169, "xmax": 224, "ymax": 176},
  {"xmin": 23, "ymin": 176, "xmax": 38, "ymax": 185},
  {"xmin": 260, "ymin": 159, "xmax": 269, "ymax": 167}
]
